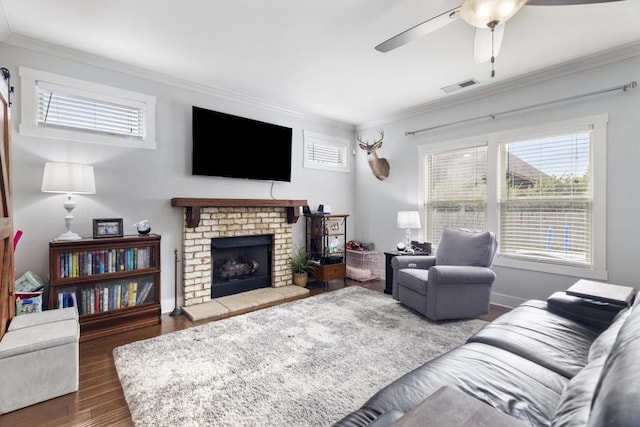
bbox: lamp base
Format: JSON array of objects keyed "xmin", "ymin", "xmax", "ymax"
[{"xmin": 55, "ymin": 231, "xmax": 83, "ymax": 241}]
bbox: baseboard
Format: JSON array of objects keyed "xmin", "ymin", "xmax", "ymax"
[{"xmin": 490, "ymin": 292, "xmax": 527, "ymax": 309}]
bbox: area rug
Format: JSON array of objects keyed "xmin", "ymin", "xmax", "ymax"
[{"xmin": 113, "ymin": 286, "xmax": 488, "ymax": 427}]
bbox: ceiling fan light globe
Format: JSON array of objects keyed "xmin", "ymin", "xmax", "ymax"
[{"xmin": 460, "ymin": 0, "xmax": 527, "ymax": 28}]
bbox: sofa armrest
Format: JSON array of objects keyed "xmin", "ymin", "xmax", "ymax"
[
  {"xmin": 547, "ymin": 291, "xmax": 626, "ymax": 331},
  {"xmin": 428, "ymin": 265, "xmax": 497, "ymax": 286}
]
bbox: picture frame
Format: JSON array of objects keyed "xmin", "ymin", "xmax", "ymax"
[{"xmin": 93, "ymin": 218, "xmax": 124, "ymax": 239}]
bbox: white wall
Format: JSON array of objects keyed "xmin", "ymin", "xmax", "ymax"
[
  {"xmin": 6, "ymin": 41, "xmax": 640, "ymax": 313},
  {"xmin": 354, "ymin": 54, "xmax": 640, "ymax": 307},
  {"xmin": 2, "ymin": 42, "xmax": 358, "ymax": 312}
]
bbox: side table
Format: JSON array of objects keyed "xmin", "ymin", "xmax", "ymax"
[{"xmin": 384, "ymin": 251, "xmax": 430, "ymax": 295}]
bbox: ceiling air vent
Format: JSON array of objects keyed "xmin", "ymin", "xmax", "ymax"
[{"xmin": 441, "ymin": 78, "xmax": 479, "ymax": 94}]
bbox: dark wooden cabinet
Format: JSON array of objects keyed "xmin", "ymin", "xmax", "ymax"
[
  {"xmin": 49, "ymin": 234, "xmax": 161, "ymax": 342},
  {"xmin": 305, "ymin": 214, "xmax": 348, "ymax": 287}
]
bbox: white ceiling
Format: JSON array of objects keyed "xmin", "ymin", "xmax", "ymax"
[{"xmin": 1, "ymin": 0, "xmax": 639, "ymax": 127}]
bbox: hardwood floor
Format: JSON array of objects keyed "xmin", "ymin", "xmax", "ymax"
[{"xmin": 0, "ymin": 279, "xmax": 510, "ymax": 427}]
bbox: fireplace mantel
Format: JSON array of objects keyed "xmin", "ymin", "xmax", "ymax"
[{"xmin": 171, "ymin": 198, "xmax": 308, "ymax": 228}]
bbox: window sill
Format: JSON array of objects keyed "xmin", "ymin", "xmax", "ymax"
[{"xmin": 493, "ymin": 255, "xmax": 607, "ymax": 280}]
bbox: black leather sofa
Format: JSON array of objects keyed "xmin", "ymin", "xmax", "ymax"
[{"xmin": 333, "ymin": 290, "xmax": 640, "ymax": 426}]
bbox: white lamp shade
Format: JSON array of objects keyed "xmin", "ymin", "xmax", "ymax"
[
  {"xmin": 41, "ymin": 162, "xmax": 96, "ymax": 194},
  {"xmin": 397, "ymin": 211, "xmax": 421, "ymax": 229}
]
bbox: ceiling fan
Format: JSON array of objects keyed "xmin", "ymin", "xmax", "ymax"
[{"xmin": 376, "ymin": 0, "xmax": 625, "ymax": 78}]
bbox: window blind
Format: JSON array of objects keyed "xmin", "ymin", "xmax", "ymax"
[
  {"xmin": 425, "ymin": 145, "xmax": 487, "ymax": 245},
  {"xmin": 302, "ymin": 130, "xmax": 350, "ymax": 172},
  {"xmin": 36, "ymin": 81, "xmax": 145, "ymax": 139},
  {"xmin": 306, "ymin": 140, "xmax": 346, "ymax": 167},
  {"xmin": 499, "ymin": 130, "xmax": 592, "ymax": 266}
]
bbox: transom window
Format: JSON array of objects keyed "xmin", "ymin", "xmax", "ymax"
[
  {"xmin": 36, "ymin": 82, "xmax": 145, "ymax": 139},
  {"xmin": 20, "ymin": 67, "xmax": 156, "ymax": 149},
  {"xmin": 303, "ymin": 130, "xmax": 350, "ymax": 173}
]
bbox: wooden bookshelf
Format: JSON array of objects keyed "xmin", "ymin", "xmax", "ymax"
[{"xmin": 49, "ymin": 234, "xmax": 161, "ymax": 342}]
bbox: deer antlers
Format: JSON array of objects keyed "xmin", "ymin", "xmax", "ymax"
[{"xmin": 357, "ymin": 129, "xmax": 384, "ymax": 153}]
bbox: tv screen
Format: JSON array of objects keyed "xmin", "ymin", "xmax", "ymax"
[{"xmin": 192, "ymin": 106, "xmax": 293, "ymax": 182}]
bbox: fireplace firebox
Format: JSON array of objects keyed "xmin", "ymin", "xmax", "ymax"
[{"xmin": 211, "ymin": 235, "xmax": 273, "ymax": 298}]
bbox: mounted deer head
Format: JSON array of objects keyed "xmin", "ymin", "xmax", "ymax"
[{"xmin": 357, "ymin": 129, "xmax": 390, "ymax": 181}]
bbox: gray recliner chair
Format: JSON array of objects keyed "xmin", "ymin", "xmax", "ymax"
[{"xmin": 392, "ymin": 227, "xmax": 498, "ymax": 321}]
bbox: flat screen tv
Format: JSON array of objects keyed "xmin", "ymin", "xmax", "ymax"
[{"xmin": 192, "ymin": 106, "xmax": 293, "ymax": 182}]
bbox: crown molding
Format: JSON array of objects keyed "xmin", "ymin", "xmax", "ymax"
[
  {"xmin": 1, "ymin": 33, "xmax": 356, "ymax": 132},
  {"xmin": 3, "ymin": 27, "xmax": 638, "ymax": 134},
  {"xmin": 357, "ymin": 41, "xmax": 640, "ymax": 130}
]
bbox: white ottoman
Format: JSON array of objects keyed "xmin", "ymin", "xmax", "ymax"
[{"xmin": 0, "ymin": 308, "xmax": 79, "ymax": 414}]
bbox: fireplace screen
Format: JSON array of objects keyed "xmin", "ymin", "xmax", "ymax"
[{"xmin": 210, "ymin": 235, "xmax": 273, "ymax": 298}]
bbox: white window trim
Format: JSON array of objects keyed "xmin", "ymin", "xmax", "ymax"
[
  {"xmin": 303, "ymin": 130, "xmax": 350, "ymax": 173},
  {"xmin": 19, "ymin": 66, "xmax": 157, "ymax": 150},
  {"xmin": 418, "ymin": 114, "xmax": 607, "ymax": 280}
]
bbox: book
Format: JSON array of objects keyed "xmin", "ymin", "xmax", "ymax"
[
  {"xmin": 566, "ymin": 279, "xmax": 636, "ymax": 306},
  {"xmin": 115, "ymin": 283, "xmax": 121, "ymax": 309},
  {"xmin": 127, "ymin": 282, "xmax": 138, "ymax": 307},
  {"xmin": 136, "ymin": 281, "xmax": 153, "ymax": 305},
  {"xmin": 121, "ymin": 284, "xmax": 129, "ymax": 308}
]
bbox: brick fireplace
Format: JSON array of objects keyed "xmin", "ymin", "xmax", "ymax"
[{"xmin": 171, "ymin": 198, "xmax": 307, "ymax": 307}]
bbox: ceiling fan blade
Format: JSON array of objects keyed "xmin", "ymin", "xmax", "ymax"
[
  {"xmin": 375, "ymin": 6, "xmax": 461, "ymax": 53},
  {"xmin": 474, "ymin": 24, "xmax": 505, "ymax": 64},
  {"xmin": 525, "ymin": 0, "xmax": 624, "ymax": 5}
]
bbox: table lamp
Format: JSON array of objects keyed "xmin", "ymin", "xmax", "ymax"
[
  {"xmin": 41, "ymin": 162, "xmax": 96, "ymax": 240},
  {"xmin": 397, "ymin": 211, "xmax": 421, "ymax": 253}
]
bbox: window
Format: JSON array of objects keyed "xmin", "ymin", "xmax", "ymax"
[
  {"xmin": 420, "ymin": 114, "xmax": 607, "ymax": 279},
  {"xmin": 19, "ymin": 67, "xmax": 156, "ymax": 149},
  {"xmin": 303, "ymin": 130, "xmax": 350, "ymax": 173},
  {"xmin": 423, "ymin": 144, "xmax": 487, "ymax": 246},
  {"xmin": 498, "ymin": 130, "xmax": 592, "ymax": 267}
]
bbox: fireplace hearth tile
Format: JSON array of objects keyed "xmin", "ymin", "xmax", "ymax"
[
  {"xmin": 272, "ymin": 285, "xmax": 310, "ymax": 300},
  {"xmin": 216, "ymin": 290, "xmax": 278, "ymax": 314},
  {"xmin": 181, "ymin": 286, "xmax": 311, "ymax": 322},
  {"xmin": 182, "ymin": 300, "xmax": 230, "ymax": 322}
]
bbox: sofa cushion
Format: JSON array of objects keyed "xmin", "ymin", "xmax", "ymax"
[
  {"xmin": 550, "ymin": 358, "xmax": 605, "ymax": 427},
  {"xmin": 357, "ymin": 342, "xmax": 567, "ymax": 427},
  {"xmin": 588, "ymin": 306, "xmax": 631, "ymax": 362},
  {"xmin": 435, "ymin": 228, "xmax": 496, "ymax": 267},
  {"xmin": 588, "ymin": 304, "xmax": 640, "ymax": 427},
  {"xmin": 549, "ymin": 303, "xmax": 632, "ymax": 427},
  {"xmin": 396, "ymin": 269, "xmax": 429, "ymax": 295},
  {"xmin": 467, "ymin": 300, "xmax": 599, "ymax": 378}
]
